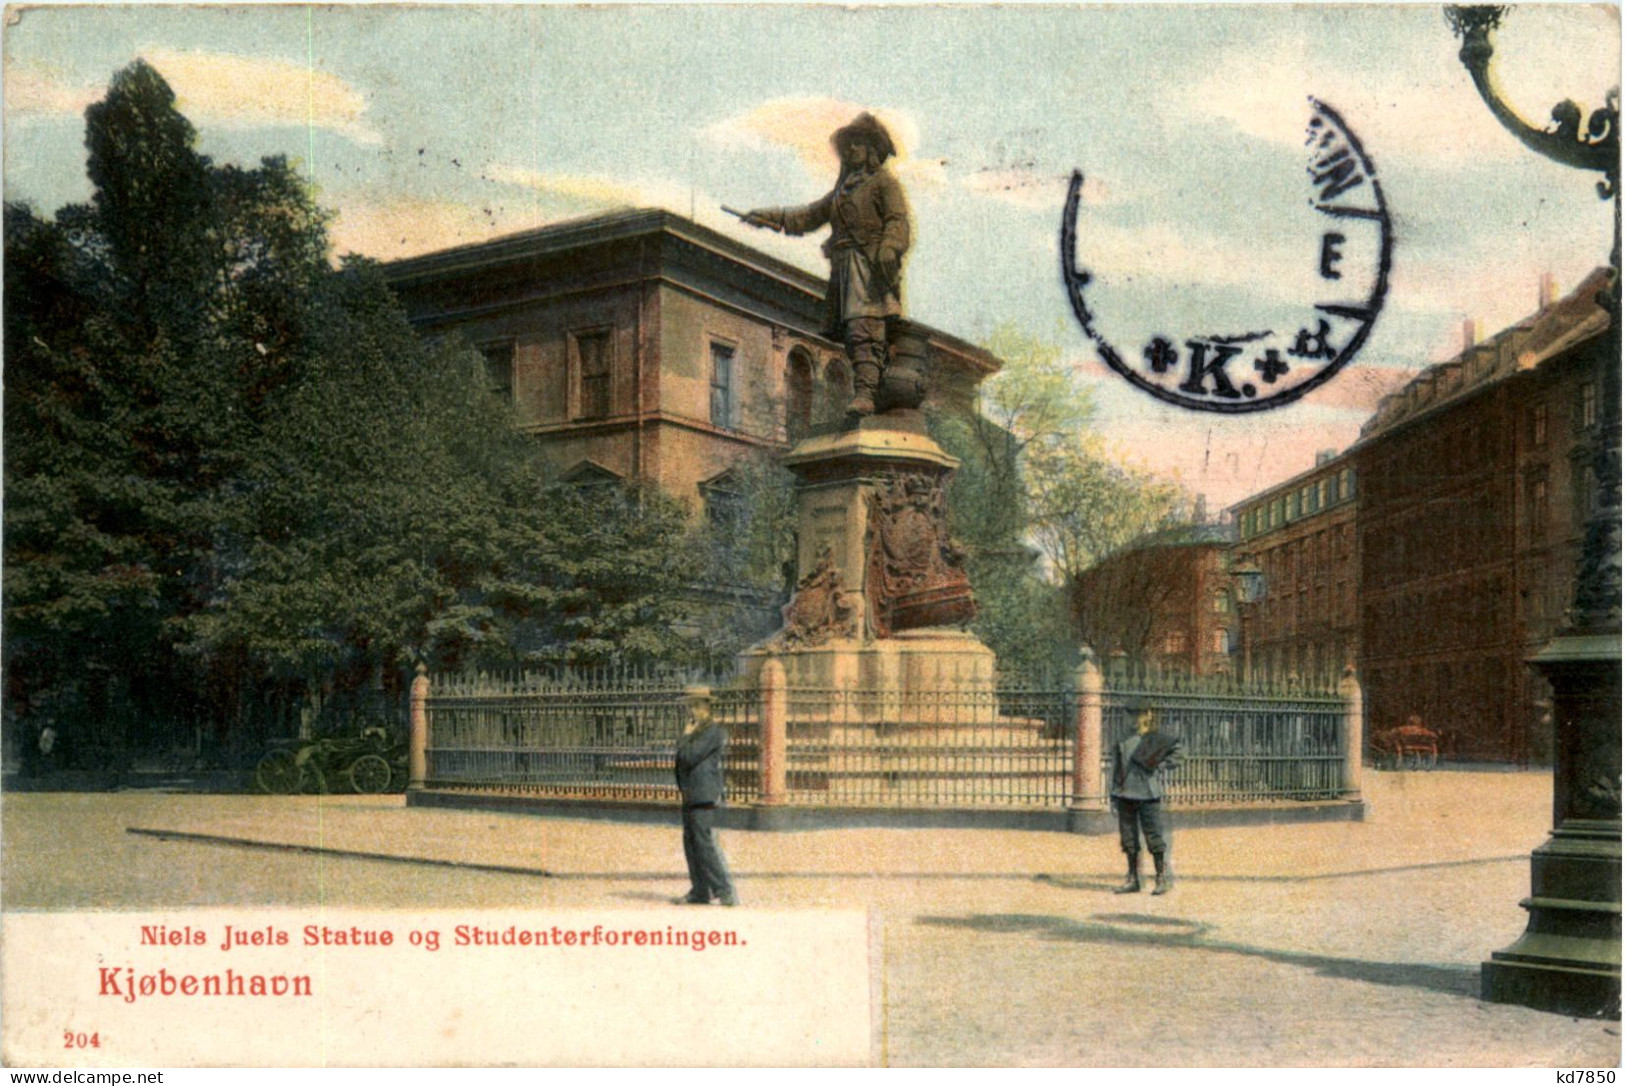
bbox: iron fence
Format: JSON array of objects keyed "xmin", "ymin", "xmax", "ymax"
[
  {"xmin": 781, "ymin": 679, "xmax": 1073, "ymax": 807},
  {"xmin": 424, "ymin": 665, "xmax": 1352, "ymax": 809},
  {"xmin": 425, "ymin": 669, "xmax": 760, "ymax": 803},
  {"xmin": 1101, "ymin": 683, "xmax": 1347, "ymax": 804}
]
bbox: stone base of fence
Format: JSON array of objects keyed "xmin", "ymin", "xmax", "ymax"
[{"xmin": 407, "ymin": 788, "xmax": 1365, "ymax": 833}]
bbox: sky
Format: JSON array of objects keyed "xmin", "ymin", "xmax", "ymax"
[{"xmin": 3, "ymin": 3, "xmax": 1619, "ymax": 510}]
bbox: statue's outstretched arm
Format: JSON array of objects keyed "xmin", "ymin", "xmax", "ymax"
[{"xmin": 749, "ymin": 191, "xmax": 833, "ymax": 237}]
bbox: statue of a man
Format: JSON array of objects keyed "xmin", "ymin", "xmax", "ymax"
[{"xmin": 743, "ymin": 113, "xmax": 910, "ymax": 417}]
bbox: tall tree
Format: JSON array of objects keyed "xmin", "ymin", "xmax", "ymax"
[
  {"xmin": 4, "ymin": 62, "xmax": 705, "ymax": 760},
  {"xmin": 930, "ymin": 323, "xmax": 1191, "ymax": 674}
]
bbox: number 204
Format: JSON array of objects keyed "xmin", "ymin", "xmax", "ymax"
[{"xmin": 64, "ymin": 1031, "xmax": 101, "ymax": 1049}]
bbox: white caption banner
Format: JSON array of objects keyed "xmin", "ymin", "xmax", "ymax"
[{"xmin": 2, "ymin": 909, "xmax": 873, "ymax": 1067}]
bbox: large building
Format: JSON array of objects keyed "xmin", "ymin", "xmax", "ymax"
[
  {"xmin": 382, "ymin": 209, "xmax": 1000, "ymax": 521},
  {"xmin": 1070, "ymin": 524, "xmax": 1239, "ymax": 676},
  {"xmin": 1349, "ymin": 269, "xmax": 1610, "ymax": 763},
  {"xmin": 1230, "ymin": 452, "xmax": 1359, "ymax": 685}
]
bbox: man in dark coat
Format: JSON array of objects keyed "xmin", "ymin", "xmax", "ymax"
[
  {"xmin": 673, "ymin": 686, "xmax": 738, "ymax": 906},
  {"xmin": 742, "ymin": 112, "xmax": 911, "ymax": 416},
  {"xmin": 1110, "ymin": 700, "xmax": 1183, "ymax": 895}
]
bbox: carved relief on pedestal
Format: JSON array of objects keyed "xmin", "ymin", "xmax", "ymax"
[
  {"xmin": 864, "ymin": 470, "xmax": 977, "ymax": 637},
  {"xmin": 776, "ymin": 542, "xmax": 860, "ymax": 647}
]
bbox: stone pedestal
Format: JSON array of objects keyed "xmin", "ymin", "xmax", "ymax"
[
  {"xmin": 742, "ymin": 412, "xmax": 995, "ymax": 711},
  {"xmin": 1482, "ymin": 634, "xmax": 1622, "ymax": 1018}
]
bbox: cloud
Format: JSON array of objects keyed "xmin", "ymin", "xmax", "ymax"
[
  {"xmin": 143, "ymin": 49, "xmax": 380, "ymax": 145},
  {"xmin": 4, "ymin": 51, "xmax": 381, "ymax": 145},
  {"xmin": 1171, "ymin": 11, "xmax": 1618, "ymax": 166},
  {"xmin": 703, "ymin": 96, "xmax": 935, "ymax": 184},
  {"xmin": 485, "ymin": 165, "xmax": 693, "ymax": 213},
  {"xmin": 1096, "ymin": 405, "xmax": 1369, "ymax": 511},
  {"xmin": 3, "ymin": 66, "xmax": 101, "ymax": 117},
  {"xmin": 482, "ymin": 163, "xmax": 829, "ymax": 272},
  {"xmin": 330, "ymin": 197, "xmax": 548, "ymax": 259}
]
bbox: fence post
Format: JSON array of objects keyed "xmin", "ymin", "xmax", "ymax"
[
  {"xmin": 759, "ymin": 659, "xmax": 787, "ymax": 805},
  {"xmin": 1070, "ymin": 647, "xmax": 1105, "ymax": 811},
  {"xmin": 409, "ymin": 662, "xmax": 430, "ymax": 792},
  {"xmin": 1337, "ymin": 664, "xmax": 1363, "ymax": 799}
]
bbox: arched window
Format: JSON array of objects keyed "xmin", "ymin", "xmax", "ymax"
[
  {"xmin": 820, "ymin": 358, "xmax": 851, "ymax": 424},
  {"xmin": 699, "ymin": 470, "xmax": 747, "ymax": 535},
  {"xmin": 787, "ymin": 348, "xmax": 814, "ymax": 442}
]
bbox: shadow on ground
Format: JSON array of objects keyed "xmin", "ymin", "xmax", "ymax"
[{"xmin": 916, "ymin": 912, "xmax": 1481, "ymax": 999}]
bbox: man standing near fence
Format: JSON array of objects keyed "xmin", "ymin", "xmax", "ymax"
[
  {"xmin": 1111, "ymin": 699, "xmax": 1182, "ymax": 895},
  {"xmin": 673, "ymin": 687, "xmax": 739, "ymax": 907}
]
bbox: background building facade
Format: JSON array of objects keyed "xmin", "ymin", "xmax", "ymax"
[
  {"xmin": 383, "ymin": 209, "xmax": 1000, "ymax": 518},
  {"xmin": 1350, "ymin": 270, "xmax": 1608, "ymax": 763},
  {"xmin": 1223, "ymin": 270, "xmax": 1608, "ymax": 763},
  {"xmin": 1070, "ymin": 525, "xmax": 1239, "ymax": 676},
  {"xmin": 1230, "ymin": 453, "xmax": 1359, "ymax": 686}
]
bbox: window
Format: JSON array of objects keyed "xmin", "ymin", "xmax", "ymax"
[
  {"xmin": 1528, "ymin": 476, "xmax": 1550, "ymax": 532},
  {"xmin": 1531, "ymin": 403, "xmax": 1548, "ymax": 446},
  {"xmin": 1213, "ymin": 590, "xmax": 1232, "ymax": 614},
  {"xmin": 1578, "ymin": 382, "xmax": 1597, "ymax": 430},
  {"xmin": 479, "ymin": 340, "xmax": 515, "ymax": 402},
  {"xmin": 1302, "ymin": 484, "xmax": 1316, "ymax": 515},
  {"xmin": 1575, "ymin": 463, "xmax": 1599, "ymax": 526},
  {"xmin": 1339, "ymin": 468, "xmax": 1355, "ymax": 501},
  {"xmin": 558, "ymin": 460, "xmax": 623, "ymax": 493},
  {"xmin": 1213, "ymin": 628, "xmax": 1230, "ymax": 654},
  {"xmin": 710, "ymin": 342, "xmax": 735, "ymax": 429},
  {"xmin": 701, "ymin": 478, "xmax": 746, "ymax": 535},
  {"xmin": 1287, "ymin": 491, "xmax": 1300, "ymax": 520},
  {"xmin": 1318, "ymin": 478, "xmax": 1331, "ymax": 509},
  {"xmin": 1162, "ymin": 630, "xmax": 1188, "ymax": 655},
  {"xmin": 572, "ymin": 329, "xmax": 613, "ymax": 420},
  {"xmin": 787, "ymin": 348, "xmax": 814, "ymax": 442}
]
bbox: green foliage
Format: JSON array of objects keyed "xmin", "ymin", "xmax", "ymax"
[
  {"xmin": 1026, "ymin": 438, "xmax": 1190, "ymax": 584},
  {"xmin": 929, "ymin": 322, "xmax": 1191, "ymax": 674},
  {"xmin": 4, "ymin": 62, "xmax": 704, "ymax": 748},
  {"xmin": 684, "ymin": 449, "xmax": 798, "ymax": 665}
]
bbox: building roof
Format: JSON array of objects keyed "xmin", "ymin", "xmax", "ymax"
[
  {"xmin": 1229, "ymin": 450, "xmax": 1353, "ymax": 518},
  {"xmin": 1356, "ymin": 267, "xmax": 1613, "ymax": 444},
  {"xmin": 381, "ymin": 207, "xmax": 1002, "ymax": 375},
  {"xmin": 1085, "ymin": 522, "xmax": 1238, "ymax": 572}
]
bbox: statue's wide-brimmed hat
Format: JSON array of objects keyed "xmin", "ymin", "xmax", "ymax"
[{"xmin": 832, "ymin": 112, "xmax": 897, "ymax": 161}]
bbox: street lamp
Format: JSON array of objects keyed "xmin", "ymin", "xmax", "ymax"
[
  {"xmin": 1229, "ymin": 554, "xmax": 1267, "ymax": 682},
  {"xmin": 1446, "ymin": 3, "xmax": 1622, "ymax": 1019}
]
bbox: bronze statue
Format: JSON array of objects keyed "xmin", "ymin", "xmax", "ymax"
[{"xmin": 741, "ymin": 113, "xmax": 911, "ymax": 417}]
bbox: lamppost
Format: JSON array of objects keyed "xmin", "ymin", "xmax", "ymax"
[
  {"xmin": 1446, "ymin": 4, "xmax": 1621, "ymax": 1018},
  {"xmin": 1230, "ymin": 555, "xmax": 1267, "ymax": 682}
]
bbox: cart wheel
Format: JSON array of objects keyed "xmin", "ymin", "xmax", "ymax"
[
  {"xmin": 348, "ymin": 754, "xmax": 392, "ymax": 795},
  {"xmin": 299, "ymin": 761, "xmax": 328, "ymax": 794},
  {"xmin": 255, "ymin": 750, "xmax": 301, "ymax": 795}
]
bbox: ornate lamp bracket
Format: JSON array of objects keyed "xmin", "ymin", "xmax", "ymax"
[{"xmin": 1446, "ymin": 6, "xmax": 1620, "ymax": 201}]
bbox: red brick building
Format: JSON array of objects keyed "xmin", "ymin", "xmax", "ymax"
[
  {"xmin": 1350, "ymin": 269, "xmax": 1610, "ymax": 763},
  {"xmin": 1230, "ymin": 452, "xmax": 1359, "ymax": 685},
  {"xmin": 383, "ymin": 209, "xmax": 1000, "ymax": 517},
  {"xmin": 1071, "ymin": 525, "xmax": 1239, "ymax": 676}
]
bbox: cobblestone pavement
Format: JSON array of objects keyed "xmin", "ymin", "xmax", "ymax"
[{"xmin": 3, "ymin": 770, "xmax": 1619, "ymax": 1067}]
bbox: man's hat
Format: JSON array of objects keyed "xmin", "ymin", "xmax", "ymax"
[
  {"xmin": 832, "ymin": 112, "xmax": 897, "ymax": 162},
  {"xmin": 684, "ymin": 685, "xmax": 712, "ymax": 704}
]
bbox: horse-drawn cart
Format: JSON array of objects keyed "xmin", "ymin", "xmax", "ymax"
[{"xmin": 254, "ymin": 729, "xmax": 405, "ymax": 794}]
